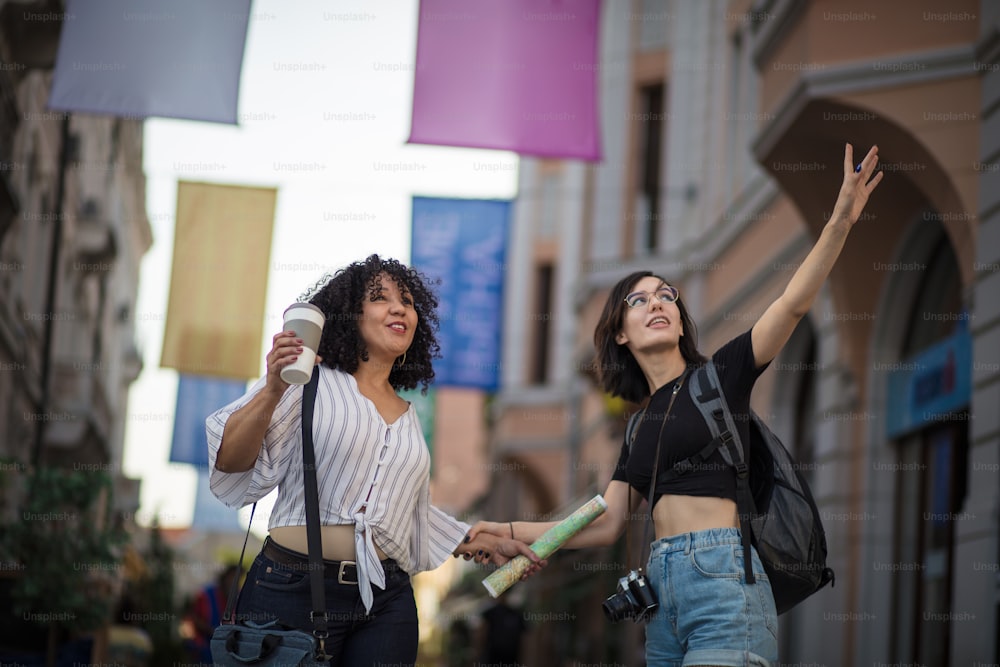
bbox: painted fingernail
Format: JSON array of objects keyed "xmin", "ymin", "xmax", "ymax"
[
  {"xmin": 477, "ymin": 550, "xmax": 483, "ymax": 556},
  {"xmin": 484, "ymin": 553, "xmax": 491, "ymax": 559},
  {"xmin": 855, "ymin": 163, "xmax": 862, "ymax": 173},
  {"xmin": 464, "ymin": 534, "xmax": 471, "ymax": 543}
]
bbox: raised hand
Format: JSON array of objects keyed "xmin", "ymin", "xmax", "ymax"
[
  {"xmin": 264, "ymin": 331, "xmax": 298, "ymax": 394},
  {"xmin": 830, "ymin": 143, "xmax": 884, "ymax": 227}
]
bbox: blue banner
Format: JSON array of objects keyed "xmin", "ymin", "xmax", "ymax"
[
  {"xmin": 410, "ymin": 197, "xmax": 510, "ymax": 391},
  {"xmin": 190, "ymin": 467, "xmax": 247, "ymax": 532},
  {"xmin": 170, "ymin": 374, "xmax": 248, "ymax": 466},
  {"xmin": 885, "ymin": 321, "xmax": 972, "ymax": 439}
]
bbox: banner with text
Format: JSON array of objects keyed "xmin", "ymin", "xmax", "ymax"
[{"xmin": 410, "ymin": 196, "xmax": 510, "ymax": 391}]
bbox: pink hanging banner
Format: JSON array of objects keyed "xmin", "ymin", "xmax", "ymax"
[{"xmin": 408, "ymin": 0, "xmax": 603, "ymax": 161}]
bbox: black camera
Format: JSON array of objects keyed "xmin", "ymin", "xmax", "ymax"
[{"xmin": 601, "ymin": 570, "xmax": 658, "ymax": 623}]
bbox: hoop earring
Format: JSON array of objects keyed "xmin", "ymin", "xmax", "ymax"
[{"xmin": 396, "ymin": 352, "xmax": 407, "ymax": 368}]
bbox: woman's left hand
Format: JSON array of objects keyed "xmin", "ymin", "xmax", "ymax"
[
  {"xmin": 830, "ymin": 143, "xmax": 884, "ymax": 228},
  {"xmin": 465, "ymin": 520, "xmax": 508, "ymax": 541},
  {"xmin": 456, "ymin": 533, "xmax": 547, "ymax": 577}
]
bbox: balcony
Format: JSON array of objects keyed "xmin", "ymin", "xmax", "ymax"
[{"xmin": 41, "ymin": 362, "xmax": 112, "ymax": 467}]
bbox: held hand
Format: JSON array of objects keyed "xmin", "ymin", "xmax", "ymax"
[
  {"xmin": 488, "ymin": 536, "xmax": 548, "ymax": 580},
  {"xmin": 457, "ymin": 532, "xmax": 507, "ymax": 563},
  {"xmin": 830, "ymin": 143, "xmax": 884, "ymax": 228},
  {"xmin": 455, "ymin": 533, "xmax": 547, "ymax": 577},
  {"xmin": 465, "ymin": 521, "xmax": 510, "ymax": 542}
]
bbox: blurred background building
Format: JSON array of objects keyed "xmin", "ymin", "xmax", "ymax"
[
  {"xmin": 464, "ymin": 0, "xmax": 999, "ymax": 665},
  {"xmin": 0, "ymin": 0, "xmax": 148, "ymax": 490},
  {"xmin": 1, "ymin": 0, "xmax": 998, "ymax": 665},
  {"xmin": 0, "ymin": 0, "xmax": 150, "ymax": 661}
]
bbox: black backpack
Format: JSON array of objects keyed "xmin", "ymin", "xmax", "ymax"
[{"xmin": 625, "ymin": 361, "xmax": 835, "ymax": 614}]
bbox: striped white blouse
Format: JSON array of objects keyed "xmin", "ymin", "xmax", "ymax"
[{"xmin": 206, "ymin": 366, "xmax": 470, "ymax": 612}]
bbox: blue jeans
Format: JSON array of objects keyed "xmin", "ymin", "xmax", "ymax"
[
  {"xmin": 644, "ymin": 527, "xmax": 779, "ymax": 666},
  {"xmin": 235, "ymin": 540, "xmax": 418, "ymax": 666}
]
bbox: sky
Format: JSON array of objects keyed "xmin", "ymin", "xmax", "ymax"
[{"xmin": 122, "ymin": 0, "xmax": 518, "ymax": 532}]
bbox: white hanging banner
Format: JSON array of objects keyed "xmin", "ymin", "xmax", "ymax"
[{"xmin": 49, "ymin": 0, "xmax": 250, "ymax": 124}]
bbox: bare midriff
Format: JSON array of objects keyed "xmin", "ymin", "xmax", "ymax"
[
  {"xmin": 269, "ymin": 524, "xmax": 389, "ymax": 562},
  {"xmin": 652, "ymin": 495, "xmax": 739, "ymax": 540}
]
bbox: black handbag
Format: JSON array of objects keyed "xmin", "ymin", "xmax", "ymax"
[{"xmin": 211, "ymin": 367, "xmax": 332, "ymax": 665}]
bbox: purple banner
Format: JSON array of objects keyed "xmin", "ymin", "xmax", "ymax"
[{"xmin": 409, "ymin": 0, "xmax": 602, "ymax": 160}]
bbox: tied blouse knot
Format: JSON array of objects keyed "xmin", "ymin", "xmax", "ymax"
[{"xmin": 206, "ymin": 367, "xmax": 470, "ymax": 612}]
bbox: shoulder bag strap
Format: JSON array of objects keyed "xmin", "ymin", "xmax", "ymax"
[
  {"xmin": 218, "ymin": 368, "xmax": 330, "ymax": 641},
  {"xmin": 220, "ymin": 504, "xmax": 256, "ymax": 624},
  {"xmin": 300, "ymin": 367, "xmax": 331, "ymax": 655}
]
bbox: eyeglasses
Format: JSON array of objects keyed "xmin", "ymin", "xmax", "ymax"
[{"xmin": 624, "ymin": 286, "xmax": 679, "ymax": 309}]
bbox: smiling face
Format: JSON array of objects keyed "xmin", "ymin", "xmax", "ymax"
[
  {"xmin": 615, "ymin": 275, "xmax": 684, "ymax": 355},
  {"xmin": 358, "ymin": 273, "xmax": 418, "ymax": 363}
]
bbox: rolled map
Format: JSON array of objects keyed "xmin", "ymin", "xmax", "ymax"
[{"xmin": 482, "ymin": 494, "xmax": 608, "ymax": 598}]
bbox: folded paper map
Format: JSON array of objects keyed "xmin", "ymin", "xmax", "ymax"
[{"xmin": 482, "ymin": 494, "xmax": 608, "ymax": 597}]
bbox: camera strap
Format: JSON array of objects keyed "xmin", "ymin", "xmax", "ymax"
[{"xmin": 628, "ymin": 370, "xmax": 687, "ymax": 575}]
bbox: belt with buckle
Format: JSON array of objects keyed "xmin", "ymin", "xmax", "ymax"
[{"xmin": 261, "ymin": 537, "xmax": 360, "ymax": 585}]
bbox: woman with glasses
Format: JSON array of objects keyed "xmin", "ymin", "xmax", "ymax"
[{"xmin": 469, "ymin": 144, "xmax": 883, "ymax": 666}]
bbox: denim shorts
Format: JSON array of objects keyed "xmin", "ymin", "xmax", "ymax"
[{"xmin": 644, "ymin": 527, "xmax": 778, "ymax": 667}]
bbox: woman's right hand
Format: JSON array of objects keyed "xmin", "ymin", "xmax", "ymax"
[
  {"xmin": 216, "ymin": 331, "xmax": 318, "ymax": 474},
  {"xmin": 264, "ymin": 331, "xmax": 322, "ymax": 395},
  {"xmin": 264, "ymin": 331, "xmax": 299, "ymax": 394}
]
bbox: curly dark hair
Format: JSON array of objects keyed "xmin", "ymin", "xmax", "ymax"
[
  {"xmin": 299, "ymin": 254, "xmax": 441, "ymax": 393},
  {"xmin": 593, "ymin": 271, "xmax": 708, "ymax": 404}
]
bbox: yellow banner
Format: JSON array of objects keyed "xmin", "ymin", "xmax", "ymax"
[{"xmin": 160, "ymin": 181, "xmax": 277, "ymax": 380}]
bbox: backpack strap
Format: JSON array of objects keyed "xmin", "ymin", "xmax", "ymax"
[
  {"xmin": 686, "ymin": 361, "xmax": 757, "ymax": 585},
  {"xmin": 688, "ymin": 363, "xmax": 747, "ymax": 474}
]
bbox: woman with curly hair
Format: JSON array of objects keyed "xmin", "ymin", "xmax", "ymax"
[{"xmin": 207, "ymin": 254, "xmax": 540, "ymax": 666}]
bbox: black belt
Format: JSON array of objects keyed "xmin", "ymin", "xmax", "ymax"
[{"xmin": 261, "ymin": 537, "xmax": 401, "ymax": 585}]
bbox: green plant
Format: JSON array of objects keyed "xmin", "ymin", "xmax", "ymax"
[
  {"xmin": 135, "ymin": 518, "xmax": 187, "ymax": 667},
  {"xmin": 6, "ymin": 465, "xmax": 127, "ymax": 634}
]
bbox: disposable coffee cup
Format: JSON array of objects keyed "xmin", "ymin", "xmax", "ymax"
[{"xmin": 280, "ymin": 302, "xmax": 325, "ymax": 385}]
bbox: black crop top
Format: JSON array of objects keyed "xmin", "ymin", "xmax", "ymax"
[{"xmin": 611, "ymin": 328, "xmax": 769, "ymax": 506}]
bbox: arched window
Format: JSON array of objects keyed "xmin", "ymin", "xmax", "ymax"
[{"xmin": 889, "ymin": 229, "xmax": 968, "ymax": 665}]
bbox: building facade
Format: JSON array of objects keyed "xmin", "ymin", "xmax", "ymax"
[
  {"xmin": 0, "ymin": 0, "xmax": 149, "ymax": 575},
  {"xmin": 479, "ymin": 0, "xmax": 998, "ymax": 664}
]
